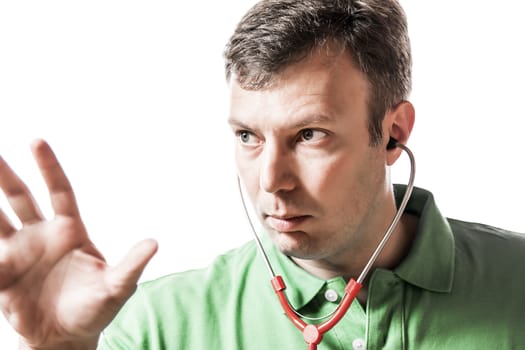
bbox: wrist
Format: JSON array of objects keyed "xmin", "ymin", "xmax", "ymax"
[{"xmin": 18, "ymin": 336, "xmax": 99, "ymax": 350}]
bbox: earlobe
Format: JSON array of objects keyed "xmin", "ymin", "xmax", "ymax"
[{"xmin": 384, "ymin": 101, "xmax": 415, "ymax": 166}]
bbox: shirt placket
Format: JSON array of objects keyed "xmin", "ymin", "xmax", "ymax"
[
  {"xmin": 299, "ymin": 278, "xmax": 367, "ymax": 350},
  {"xmin": 366, "ymin": 269, "xmax": 406, "ymax": 350}
]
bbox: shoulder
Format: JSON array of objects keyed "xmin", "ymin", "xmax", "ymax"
[
  {"xmin": 447, "ymin": 218, "xmax": 525, "ymax": 291},
  {"xmin": 409, "ymin": 219, "xmax": 525, "ymax": 334},
  {"xmin": 449, "ymin": 218, "xmax": 525, "ymax": 259},
  {"xmin": 138, "ymin": 238, "xmax": 259, "ymax": 300},
  {"xmin": 100, "ymin": 240, "xmax": 259, "ymax": 349}
]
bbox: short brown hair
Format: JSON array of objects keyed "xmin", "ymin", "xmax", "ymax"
[{"xmin": 224, "ymin": 0, "xmax": 412, "ymax": 146}]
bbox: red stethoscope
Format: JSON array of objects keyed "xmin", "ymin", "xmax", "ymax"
[{"xmin": 237, "ymin": 140, "xmax": 415, "ymax": 349}]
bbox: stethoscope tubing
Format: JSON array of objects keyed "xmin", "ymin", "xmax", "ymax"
[{"xmin": 237, "ymin": 141, "xmax": 416, "ymax": 349}]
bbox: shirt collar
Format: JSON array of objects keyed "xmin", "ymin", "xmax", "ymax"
[
  {"xmin": 261, "ymin": 185, "xmax": 455, "ymax": 310},
  {"xmin": 393, "ymin": 185, "xmax": 455, "ymax": 293},
  {"xmin": 263, "ymin": 234, "xmax": 327, "ymax": 310}
]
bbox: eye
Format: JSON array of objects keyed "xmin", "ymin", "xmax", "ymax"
[
  {"xmin": 298, "ymin": 129, "xmax": 327, "ymax": 142},
  {"xmin": 237, "ymin": 130, "xmax": 260, "ymax": 145}
]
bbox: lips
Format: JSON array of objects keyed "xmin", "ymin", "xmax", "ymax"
[{"xmin": 265, "ymin": 214, "xmax": 310, "ymax": 232}]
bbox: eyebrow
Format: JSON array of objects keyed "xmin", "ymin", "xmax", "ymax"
[
  {"xmin": 228, "ymin": 113, "xmax": 336, "ymax": 130},
  {"xmin": 227, "ymin": 118, "xmax": 251, "ymax": 130},
  {"xmin": 292, "ymin": 113, "xmax": 336, "ymax": 128}
]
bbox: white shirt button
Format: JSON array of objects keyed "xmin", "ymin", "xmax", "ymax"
[
  {"xmin": 324, "ymin": 289, "xmax": 339, "ymax": 302},
  {"xmin": 352, "ymin": 338, "xmax": 365, "ymax": 350}
]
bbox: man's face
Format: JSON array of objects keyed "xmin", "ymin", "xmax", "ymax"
[{"xmin": 228, "ymin": 50, "xmax": 391, "ymax": 264}]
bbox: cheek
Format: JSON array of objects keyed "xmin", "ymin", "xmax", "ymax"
[
  {"xmin": 302, "ymin": 151, "xmax": 384, "ymax": 204},
  {"xmin": 292, "ymin": 158, "xmax": 351, "ymax": 216},
  {"xmin": 235, "ymin": 151, "xmax": 260, "ymax": 198},
  {"xmin": 301, "ymin": 153, "xmax": 356, "ymax": 193}
]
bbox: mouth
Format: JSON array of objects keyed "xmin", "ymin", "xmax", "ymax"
[{"xmin": 265, "ymin": 214, "xmax": 311, "ymax": 233}]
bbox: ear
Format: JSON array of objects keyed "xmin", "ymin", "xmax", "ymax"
[{"xmin": 383, "ymin": 101, "xmax": 415, "ymax": 166}]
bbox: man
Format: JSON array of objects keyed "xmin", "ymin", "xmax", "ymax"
[{"xmin": 1, "ymin": 0, "xmax": 524, "ymax": 349}]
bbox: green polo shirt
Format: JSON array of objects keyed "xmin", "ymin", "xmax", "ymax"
[{"xmin": 100, "ymin": 186, "xmax": 525, "ymax": 349}]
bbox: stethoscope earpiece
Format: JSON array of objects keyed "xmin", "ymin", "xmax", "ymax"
[{"xmin": 387, "ymin": 137, "xmax": 399, "ymax": 150}]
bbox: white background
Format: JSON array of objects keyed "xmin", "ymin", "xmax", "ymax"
[{"xmin": 1, "ymin": 0, "xmax": 524, "ymax": 346}]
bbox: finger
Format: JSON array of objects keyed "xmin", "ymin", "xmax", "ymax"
[
  {"xmin": 105, "ymin": 239, "xmax": 158, "ymax": 298},
  {"xmin": 0, "ymin": 207, "xmax": 16, "ymax": 237},
  {"xmin": 82, "ymin": 241, "xmax": 106, "ymax": 262},
  {"xmin": 30, "ymin": 139, "xmax": 80, "ymax": 218},
  {"xmin": 0, "ymin": 155, "xmax": 45, "ymax": 224}
]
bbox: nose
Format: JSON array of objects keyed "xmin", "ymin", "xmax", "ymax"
[{"xmin": 259, "ymin": 141, "xmax": 296, "ymax": 194}]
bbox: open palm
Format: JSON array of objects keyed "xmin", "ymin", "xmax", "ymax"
[{"xmin": 0, "ymin": 140, "xmax": 157, "ymax": 349}]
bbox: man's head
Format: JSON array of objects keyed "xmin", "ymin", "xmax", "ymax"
[
  {"xmin": 225, "ymin": 0, "xmax": 415, "ymax": 272},
  {"xmin": 224, "ymin": 0, "xmax": 412, "ymax": 146}
]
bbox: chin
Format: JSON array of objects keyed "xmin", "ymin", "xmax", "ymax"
[{"xmin": 271, "ymin": 231, "xmax": 323, "ymax": 259}]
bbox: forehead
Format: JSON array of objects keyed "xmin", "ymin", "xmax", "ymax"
[{"xmin": 228, "ymin": 49, "xmax": 370, "ymax": 128}]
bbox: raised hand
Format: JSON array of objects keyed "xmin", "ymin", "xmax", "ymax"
[{"xmin": 0, "ymin": 139, "xmax": 158, "ymax": 350}]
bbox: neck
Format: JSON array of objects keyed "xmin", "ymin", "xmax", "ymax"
[{"xmin": 291, "ymin": 211, "xmax": 418, "ymax": 284}]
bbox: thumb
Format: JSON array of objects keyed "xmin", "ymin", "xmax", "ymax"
[{"xmin": 105, "ymin": 239, "xmax": 158, "ymax": 299}]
